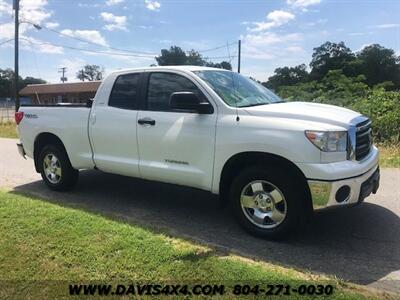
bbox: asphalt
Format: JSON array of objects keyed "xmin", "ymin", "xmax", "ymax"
[{"xmin": 0, "ymin": 137, "xmax": 399, "ymax": 294}]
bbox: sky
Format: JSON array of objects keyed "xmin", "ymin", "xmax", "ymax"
[{"xmin": 0, "ymin": 0, "xmax": 399, "ymax": 83}]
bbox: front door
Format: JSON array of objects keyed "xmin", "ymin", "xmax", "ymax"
[{"xmin": 137, "ymin": 72, "xmax": 217, "ymax": 191}]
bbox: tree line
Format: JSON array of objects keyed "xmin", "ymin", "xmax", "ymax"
[
  {"xmin": 0, "ymin": 68, "xmax": 46, "ymax": 99},
  {"xmin": 263, "ymin": 42, "xmax": 400, "ymax": 97},
  {"xmin": 261, "ymin": 41, "xmax": 400, "ymax": 144}
]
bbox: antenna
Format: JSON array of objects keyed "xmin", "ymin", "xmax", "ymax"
[{"xmin": 237, "ymin": 40, "xmax": 241, "ymax": 73}]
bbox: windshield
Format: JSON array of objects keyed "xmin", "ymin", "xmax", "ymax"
[{"xmin": 194, "ymin": 70, "xmax": 283, "ymax": 107}]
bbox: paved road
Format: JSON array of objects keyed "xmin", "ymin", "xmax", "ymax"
[{"xmin": 0, "ymin": 138, "xmax": 399, "ymax": 293}]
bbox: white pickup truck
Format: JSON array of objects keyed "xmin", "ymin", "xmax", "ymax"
[{"xmin": 16, "ymin": 66, "xmax": 380, "ymax": 238}]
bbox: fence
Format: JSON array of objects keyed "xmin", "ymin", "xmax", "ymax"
[{"xmin": 0, "ymin": 102, "xmax": 15, "ymax": 123}]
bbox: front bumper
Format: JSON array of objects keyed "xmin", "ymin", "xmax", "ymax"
[{"xmin": 308, "ymin": 165, "xmax": 380, "ymax": 210}]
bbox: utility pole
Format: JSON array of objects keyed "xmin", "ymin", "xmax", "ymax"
[
  {"xmin": 58, "ymin": 67, "xmax": 67, "ymax": 83},
  {"xmin": 237, "ymin": 40, "xmax": 241, "ymax": 73},
  {"xmin": 13, "ymin": 0, "xmax": 20, "ymax": 111}
]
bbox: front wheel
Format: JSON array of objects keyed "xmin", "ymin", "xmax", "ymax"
[
  {"xmin": 230, "ymin": 166, "xmax": 305, "ymax": 239},
  {"xmin": 39, "ymin": 145, "xmax": 79, "ymax": 191}
]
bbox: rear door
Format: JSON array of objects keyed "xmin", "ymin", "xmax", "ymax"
[
  {"xmin": 90, "ymin": 72, "xmax": 143, "ymax": 177},
  {"xmin": 137, "ymin": 71, "xmax": 217, "ymax": 191}
]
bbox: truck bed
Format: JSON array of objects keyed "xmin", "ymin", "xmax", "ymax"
[{"xmin": 18, "ymin": 105, "xmax": 95, "ymax": 170}]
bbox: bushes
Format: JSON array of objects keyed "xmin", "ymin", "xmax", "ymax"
[
  {"xmin": 276, "ymin": 72, "xmax": 400, "ymax": 144},
  {"xmin": 352, "ymin": 89, "xmax": 400, "ymax": 144}
]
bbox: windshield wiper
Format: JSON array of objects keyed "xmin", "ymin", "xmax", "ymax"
[{"xmin": 240, "ymin": 103, "xmax": 269, "ymax": 108}]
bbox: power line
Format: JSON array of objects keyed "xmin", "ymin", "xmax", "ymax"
[
  {"xmin": 0, "ymin": 38, "xmax": 14, "ymax": 46},
  {"xmin": 205, "ymin": 55, "xmax": 237, "ymax": 60},
  {"xmin": 22, "ymin": 19, "xmax": 158, "ymax": 56},
  {"xmin": 21, "ymin": 18, "xmax": 237, "ymax": 56},
  {"xmin": 19, "ymin": 37, "xmax": 156, "ymax": 58},
  {"xmin": 197, "ymin": 41, "xmax": 236, "ymax": 53},
  {"xmin": 19, "ymin": 37, "xmax": 236, "ymax": 60}
]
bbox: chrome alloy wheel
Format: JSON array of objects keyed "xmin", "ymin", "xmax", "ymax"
[
  {"xmin": 43, "ymin": 153, "xmax": 62, "ymax": 184},
  {"xmin": 240, "ymin": 180, "xmax": 287, "ymax": 229}
]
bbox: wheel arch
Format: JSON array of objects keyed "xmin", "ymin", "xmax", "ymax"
[
  {"xmin": 219, "ymin": 151, "xmax": 312, "ymax": 213},
  {"xmin": 33, "ymin": 132, "xmax": 70, "ymax": 173}
]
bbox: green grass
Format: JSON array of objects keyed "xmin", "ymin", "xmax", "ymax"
[
  {"xmin": 0, "ymin": 121, "xmax": 18, "ymax": 139},
  {"xmin": 0, "ymin": 190, "xmax": 388, "ymax": 299},
  {"xmin": 379, "ymin": 145, "xmax": 400, "ymax": 168}
]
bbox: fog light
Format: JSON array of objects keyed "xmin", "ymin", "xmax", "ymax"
[{"xmin": 335, "ymin": 185, "xmax": 350, "ymax": 203}]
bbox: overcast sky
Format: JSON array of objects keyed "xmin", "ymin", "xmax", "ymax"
[{"xmin": 0, "ymin": 0, "xmax": 399, "ymax": 83}]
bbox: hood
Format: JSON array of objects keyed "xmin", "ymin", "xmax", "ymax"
[{"xmin": 243, "ymin": 101, "xmax": 362, "ymax": 128}]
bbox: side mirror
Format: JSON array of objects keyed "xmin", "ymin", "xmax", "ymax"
[{"xmin": 170, "ymin": 92, "xmax": 213, "ymax": 114}]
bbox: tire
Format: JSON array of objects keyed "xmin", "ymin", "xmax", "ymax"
[
  {"xmin": 230, "ymin": 166, "xmax": 306, "ymax": 239},
  {"xmin": 38, "ymin": 145, "xmax": 79, "ymax": 191}
]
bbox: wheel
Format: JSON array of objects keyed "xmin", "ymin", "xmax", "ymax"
[
  {"xmin": 39, "ymin": 145, "xmax": 79, "ymax": 191},
  {"xmin": 230, "ymin": 166, "xmax": 305, "ymax": 239}
]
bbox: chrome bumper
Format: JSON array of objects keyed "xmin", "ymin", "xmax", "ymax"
[{"xmin": 308, "ymin": 164, "xmax": 380, "ymax": 210}]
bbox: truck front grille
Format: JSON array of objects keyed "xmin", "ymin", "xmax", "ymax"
[{"xmin": 355, "ymin": 119, "xmax": 372, "ymax": 161}]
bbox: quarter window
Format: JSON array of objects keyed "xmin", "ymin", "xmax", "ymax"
[
  {"xmin": 109, "ymin": 73, "xmax": 140, "ymax": 109},
  {"xmin": 147, "ymin": 72, "xmax": 204, "ymax": 112}
]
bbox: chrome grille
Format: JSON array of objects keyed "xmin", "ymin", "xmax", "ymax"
[{"xmin": 355, "ymin": 119, "xmax": 372, "ymax": 161}]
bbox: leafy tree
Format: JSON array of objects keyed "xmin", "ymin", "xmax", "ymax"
[
  {"xmin": 310, "ymin": 41, "xmax": 355, "ymax": 80},
  {"xmin": 276, "ymin": 80, "xmax": 324, "ymax": 102},
  {"xmin": 276, "ymin": 69, "xmax": 368, "ymax": 106},
  {"xmin": 155, "ymin": 46, "xmax": 188, "ymax": 66},
  {"xmin": 205, "ymin": 61, "xmax": 232, "ymax": 70},
  {"xmin": 156, "ymin": 46, "xmax": 231, "ymax": 69},
  {"xmin": 186, "ymin": 50, "xmax": 206, "ymax": 66},
  {"xmin": 264, "ymin": 64, "xmax": 309, "ymax": 91},
  {"xmin": 0, "ymin": 68, "xmax": 45, "ymax": 98},
  {"xmin": 352, "ymin": 89, "xmax": 400, "ymax": 143},
  {"xmin": 356, "ymin": 44, "xmax": 400, "ymax": 88},
  {"xmin": 76, "ymin": 65, "xmax": 104, "ymax": 81},
  {"xmin": 0, "ymin": 68, "xmax": 16, "ymax": 98},
  {"xmin": 319, "ymin": 69, "xmax": 368, "ymax": 106},
  {"xmin": 23, "ymin": 77, "xmax": 46, "ymax": 85}
]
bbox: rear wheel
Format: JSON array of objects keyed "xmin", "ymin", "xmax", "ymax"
[
  {"xmin": 39, "ymin": 145, "xmax": 78, "ymax": 191},
  {"xmin": 230, "ymin": 166, "xmax": 305, "ymax": 239}
]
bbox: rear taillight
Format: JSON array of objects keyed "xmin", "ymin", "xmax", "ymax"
[{"xmin": 15, "ymin": 111, "xmax": 24, "ymax": 125}]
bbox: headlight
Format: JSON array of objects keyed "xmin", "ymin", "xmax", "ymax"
[{"xmin": 305, "ymin": 131, "xmax": 347, "ymax": 152}]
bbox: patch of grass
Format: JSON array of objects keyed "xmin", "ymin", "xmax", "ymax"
[
  {"xmin": 379, "ymin": 145, "xmax": 400, "ymax": 168},
  {"xmin": 0, "ymin": 190, "xmax": 388, "ymax": 299},
  {"xmin": 0, "ymin": 121, "xmax": 18, "ymax": 139}
]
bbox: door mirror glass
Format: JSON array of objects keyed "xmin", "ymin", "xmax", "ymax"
[{"xmin": 170, "ymin": 92, "xmax": 212, "ymax": 114}]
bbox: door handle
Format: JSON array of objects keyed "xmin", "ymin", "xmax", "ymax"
[{"xmin": 138, "ymin": 118, "xmax": 156, "ymax": 126}]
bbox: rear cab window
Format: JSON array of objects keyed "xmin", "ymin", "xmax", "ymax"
[{"xmin": 109, "ymin": 73, "xmax": 141, "ymax": 110}]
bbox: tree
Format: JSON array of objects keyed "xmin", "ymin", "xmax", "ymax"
[
  {"xmin": 76, "ymin": 65, "xmax": 104, "ymax": 81},
  {"xmin": 310, "ymin": 41, "xmax": 355, "ymax": 80},
  {"xmin": 0, "ymin": 68, "xmax": 16, "ymax": 98},
  {"xmin": 155, "ymin": 46, "xmax": 188, "ymax": 66},
  {"xmin": 0, "ymin": 68, "xmax": 46, "ymax": 98},
  {"xmin": 356, "ymin": 44, "xmax": 400, "ymax": 88},
  {"xmin": 23, "ymin": 77, "xmax": 46, "ymax": 85},
  {"xmin": 155, "ymin": 45, "xmax": 231, "ymax": 69},
  {"xmin": 186, "ymin": 50, "xmax": 206, "ymax": 66},
  {"xmin": 205, "ymin": 61, "xmax": 232, "ymax": 70},
  {"xmin": 264, "ymin": 64, "xmax": 309, "ymax": 90}
]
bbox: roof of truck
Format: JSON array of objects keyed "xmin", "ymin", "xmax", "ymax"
[{"xmin": 110, "ymin": 65, "xmax": 230, "ymax": 75}]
